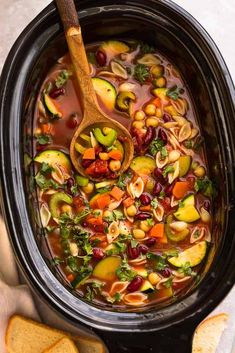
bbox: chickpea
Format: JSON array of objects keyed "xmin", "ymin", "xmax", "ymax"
[
  {"xmin": 99, "ymin": 152, "xmax": 109, "ymax": 161},
  {"xmin": 194, "ymin": 166, "xmax": 206, "ymax": 178},
  {"xmin": 126, "ymin": 205, "xmax": 137, "ymax": 217},
  {"xmin": 103, "ymin": 127, "xmax": 112, "ymax": 135},
  {"xmin": 134, "ymin": 110, "xmax": 145, "ymax": 121},
  {"xmin": 61, "ymin": 204, "xmax": 73, "ymax": 215},
  {"xmin": 109, "ymin": 160, "xmax": 121, "ymax": 172},
  {"xmin": 146, "ymin": 117, "xmax": 159, "ymax": 127},
  {"xmin": 140, "ymin": 220, "xmax": 152, "ymax": 232},
  {"xmin": 34, "ymin": 127, "xmax": 42, "ymax": 135},
  {"xmin": 148, "ymin": 272, "xmax": 161, "ymax": 285},
  {"xmin": 144, "ymin": 104, "xmax": 156, "ymax": 116},
  {"xmin": 132, "ymin": 121, "xmax": 145, "ymax": 129},
  {"xmin": 103, "ymin": 210, "xmax": 113, "ymax": 219},
  {"xmin": 151, "ymin": 64, "xmax": 164, "ymax": 78},
  {"xmin": 133, "ymin": 229, "xmax": 145, "ymax": 239},
  {"xmin": 154, "ymin": 77, "xmax": 167, "ymax": 88},
  {"xmin": 69, "ymin": 242, "xmax": 79, "ymax": 257},
  {"xmin": 82, "ymin": 182, "xmax": 94, "ymax": 194},
  {"xmin": 168, "ymin": 150, "xmax": 180, "ymax": 163},
  {"xmin": 156, "ymin": 108, "xmax": 163, "ymax": 119}
]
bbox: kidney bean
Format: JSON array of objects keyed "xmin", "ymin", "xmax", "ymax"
[
  {"xmin": 165, "ymin": 181, "xmax": 177, "ymax": 196},
  {"xmin": 127, "ymin": 276, "xmax": 144, "ymax": 292},
  {"xmin": 163, "ymin": 113, "xmax": 171, "ymax": 122},
  {"xmin": 153, "ymin": 182, "xmax": 163, "ymax": 196},
  {"xmin": 140, "ymin": 193, "xmax": 151, "ymax": 205},
  {"xmin": 92, "ymin": 248, "xmax": 105, "ymax": 260},
  {"xmin": 82, "ymin": 159, "xmax": 93, "ymax": 168},
  {"xmin": 66, "ymin": 114, "xmax": 79, "ymax": 129},
  {"xmin": 143, "ymin": 126, "xmax": 156, "ymax": 146},
  {"xmin": 154, "ymin": 168, "xmax": 166, "ymax": 184},
  {"xmin": 138, "ymin": 244, "xmax": 148, "ymax": 255},
  {"xmin": 158, "ymin": 128, "xmax": 168, "ymax": 145},
  {"xmin": 145, "ymin": 237, "xmax": 156, "ymax": 247},
  {"xmin": 49, "ymin": 87, "xmax": 65, "ymax": 99},
  {"xmin": 127, "ymin": 244, "xmax": 140, "ymax": 259},
  {"xmin": 67, "ymin": 177, "xmax": 75, "ymax": 189},
  {"xmin": 95, "ymin": 145, "xmax": 103, "ymax": 156},
  {"xmin": 161, "ymin": 268, "xmax": 172, "ymax": 277},
  {"xmin": 94, "ymin": 221, "xmax": 108, "ymax": 233},
  {"xmin": 81, "ymin": 221, "xmax": 88, "ymax": 228},
  {"xmin": 135, "ymin": 212, "xmax": 152, "ymax": 220},
  {"xmin": 203, "ymin": 200, "xmax": 210, "ymax": 212},
  {"xmin": 95, "ymin": 50, "xmax": 107, "ymax": 66}
]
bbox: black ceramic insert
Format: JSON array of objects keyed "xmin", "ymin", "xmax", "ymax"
[{"xmin": 0, "ymin": 1, "xmax": 235, "ymax": 352}]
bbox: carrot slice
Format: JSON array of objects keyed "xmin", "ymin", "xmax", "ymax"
[
  {"xmin": 87, "ymin": 216, "xmax": 103, "ymax": 225},
  {"xmin": 158, "ymin": 232, "xmax": 168, "ymax": 244},
  {"xmin": 172, "ymin": 181, "xmax": 191, "ymax": 199},
  {"xmin": 82, "ymin": 147, "xmax": 96, "ymax": 160},
  {"xmin": 108, "ymin": 150, "xmax": 122, "ymax": 160},
  {"xmin": 96, "ymin": 194, "xmax": 111, "ymax": 209},
  {"xmin": 152, "ymin": 97, "xmax": 161, "ymax": 108},
  {"xmin": 110, "ymin": 186, "xmax": 125, "ymax": 201},
  {"xmin": 149, "ymin": 223, "xmax": 164, "ymax": 238},
  {"xmin": 123, "ymin": 197, "xmax": 135, "ymax": 208},
  {"xmin": 139, "ymin": 205, "xmax": 151, "ymax": 212},
  {"xmin": 67, "ymin": 273, "xmax": 75, "ymax": 282}
]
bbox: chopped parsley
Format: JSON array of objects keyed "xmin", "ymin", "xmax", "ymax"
[
  {"xmin": 116, "ymin": 171, "xmax": 132, "ymax": 190},
  {"xmin": 162, "ymin": 277, "xmax": 173, "ymax": 288},
  {"xmin": 146, "ymin": 218, "xmax": 154, "ymax": 226},
  {"xmin": 162, "ymin": 165, "xmax": 174, "ymax": 177},
  {"xmin": 35, "ymin": 173, "xmax": 59, "ymax": 190},
  {"xmin": 151, "ymin": 198, "xmax": 158, "ymax": 209},
  {"xmin": 149, "ymin": 138, "xmax": 164, "ymax": 156},
  {"xmin": 147, "ymin": 252, "xmax": 167, "ymax": 271},
  {"xmin": 106, "ymin": 292, "xmax": 122, "ymax": 304},
  {"xmin": 55, "ymin": 70, "xmax": 72, "ymax": 88},
  {"xmin": 166, "ymin": 86, "xmax": 183, "ymax": 100},
  {"xmin": 134, "ymin": 64, "xmax": 150, "ymax": 84},
  {"xmin": 178, "ymin": 262, "xmax": 196, "ymax": 277},
  {"xmin": 36, "ymin": 134, "xmax": 52, "ymax": 145},
  {"xmin": 139, "ymin": 41, "xmax": 155, "ymax": 54},
  {"xmin": 161, "ymin": 146, "xmax": 168, "ymax": 159},
  {"xmin": 194, "ymin": 177, "xmax": 213, "ymax": 197},
  {"xmin": 116, "ymin": 258, "xmax": 137, "ymax": 281},
  {"xmin": 51, "ymin": 257, "xmax": 64, "ymax": 266}
]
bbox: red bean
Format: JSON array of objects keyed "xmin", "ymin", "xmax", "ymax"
[
  {"xmin": 66, "ymin": 114, "xmax": 79, "ymax": 129},
  {"xmin": 140, "ymin": 193, "xmax": 151, "ymax": 205},
  {"xmin": 95, "ymin": 50, "xmax": 107, "ymax": 66},
  {"xmin": 127, "ymin": 276, "xmax": 144, "ymax": 292},
  {"xmin": 203, "ymin": 200, "xmax": 210, "ymax": 212},
  {"xmin": 127, "ymin": 244, "xmax": 140, "ymax": 259},
  {"xmin": 81, "ymin": 221, "xmax": 88, "ymax": 228},
  {"xmin": 154, "ymin": 168, "xmax": 166, "ymax": 183},
  {"xmin": 49, "ymin": 87, "xmax": 65, "ymax": 99},
  {"xmin": 138, "ymin": 244, "xmax": 148, "ymax": 254},
  {"xmin": 135, "ymin": 212, "xmax": 152, "ymax": 220},
  {"xmin": 158, "ymin": 128, "xmax": 168, "ymax": 145},
  {"xmin": 163, "ymin": 113, "xmax": 171, "ymax": 122},
  {"xmin": 145, "ymin": 237, "xmax": 156, "ymax": 247},
  {"xmin": 67, "ymin": 177, "xmax": 75, "ymax": 188},
  {"xmin": 92, "ymin": 248, "xmax": 105, "ymax": 260},
  {"xmin": 82, "ymin": 159, "xmax": 93, "ymax": 168},
  {"xmin": 161, "ymin": 268, "xmax": 171, "ymax": 277},
  {"xmin": 165, "ymin": 182, "xmax": 176, "ymax": 196},
  {"xmin": 144, "ymin": 126, "xmax": 156, "ymax": 146},
  {"xmin": 153, "ymin": 182, "xmax": 162, "ymax": 196}
]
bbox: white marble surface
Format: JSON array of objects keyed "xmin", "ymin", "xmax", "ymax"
[{"xmin": 0, "ymin": 0, "xmax": 234, "ymax": 351}]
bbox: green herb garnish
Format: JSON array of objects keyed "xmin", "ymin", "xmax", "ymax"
[
  {"xmin": 166, "ymin": 85, "xmax": 183, "ymax": 100},
  {"xmin": 162, "ymin": 165, "xmax": 174, "ymax": 177},
  {"xmin": 116, "ymin": 258, "xmax": 137, "ymax": 281},
  {"xmin": 134, "ymin": 64, "xmax": 150, "ymax": 84},
  {"xmin": 55, "ymin": 70, "xmax": 72, "ymax": 88},
  {"xmin": 149, "ymin": 138, "xmax": 164, "ymax": 156},
  {"xmin": 36, "ymin": 134, "xmax": 52, "ymax": 145}
]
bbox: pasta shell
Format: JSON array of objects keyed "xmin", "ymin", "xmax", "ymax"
[
  {"xmin": 170, "ymin": 195, "xmax": 179, "ymax": 207},
  {"xmin": 129, "ymin": 177, "xmax": 144, "ymax": 198},
  {"xmin": 153, "ymin": 203, "xmax": 164, "ymax": 222},
  {"xmin": 119, "ymin": 82, "xmax": 137, "ymax": 92},
  {"xmin": 128, "ymin": 257, "xmax": 147, "ymax": 265},
  {"xmin": 110, "ymin": 61, "xmax": 128, "ymax": 79},
  {"xmin": 156, "ymin": 151, "xmax": 168, "ymax": 169},
  {"xmin": 124, "ymin": 207, "xmax": 134, "ymax": 223},
  {"xmin": 107, "ymin": 221, "xmax": 120, "ymax": 243},
  {"xmin": 40, "ymin": 203, "xmax": 51, "ymax": 227},
  {"xmin": 190, "ymin": 226, "xmax": 205, "ymax": 243},
  {"xmin": 119, "ymin": 221, "xmax": 131, "ymax": 236},
  {"xmin": 171, "ymin": 98, "xmax": 188, "ymax": 116},
  {"xmin": 124, "ymin": 292, "xmax": 148, "ymax": 306},
  {"xmin": 109, "ymin": 281, "xmax": 129, "ymax": 297},
  {"xmin": 178, "ymin": 123, "xmax": 192, "ymax": 142},
  {"xmin": 172, "ymin": 115, "xmax": 188, "ymax": 127},
  {"xmin": 98, "ymin": 71, "xmax": 117, "ymax": 77},
  {"xmin": 137, "ymin": 54, "xmax": 161, "ymax": 66},
  {"xmin": 163, "ymin": 122, "xmax": 178, "ymax": 129},
  {"xmin": 172, "ymin": 276, "xmax": 191, "ymax": 284},
  {"xmin": 190, "ymin": 128, "xmax": 199, "ymax": 139},
  {"xmin": 44, "ymin": 189, "xmax": 57, "ymax": 195},
  {"xmin": 168, "ymin": 132, "xmax": 195, "ymax": 157},
  {"xmin": 200, "ymin": 207, "xmax": 211, "ymax": 223},
  {"xmin": 108, "ymin": 199, "xmax": 123, "ymax": 210},
  {"xmin": 169, "ymin": 127, "xmax": 180, "ymax": 139},
  {"xmin": 156, "ymin": 278, "xmax": 169, "ymax": 290},
  {"xmin": 168, "ymin": 161, "xmax": 179, "ymax": 184},
  {"xmin": 51, "ymin": 163, "xmax": 70, "ymax": 184}
]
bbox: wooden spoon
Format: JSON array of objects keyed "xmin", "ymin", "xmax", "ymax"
[{"xmin": 55, "ymin": 0, "xmax": 134, "ymax": 180}]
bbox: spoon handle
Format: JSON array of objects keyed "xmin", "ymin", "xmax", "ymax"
[{"xmin": 55, "ymin": 0, "xmax": 98, "ymax": 115}]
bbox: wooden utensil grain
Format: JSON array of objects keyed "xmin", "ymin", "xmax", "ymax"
[{"xmin": 55, "ymin": 0, "xmax": 134, "ymax": 180}]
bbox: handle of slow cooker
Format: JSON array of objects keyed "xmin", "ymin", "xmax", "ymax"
[{"xmin": 94, "ymin": 318, "xmax": 200, "ymax": 353}]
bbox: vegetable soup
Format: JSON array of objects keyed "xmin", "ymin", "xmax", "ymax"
[{"xmin": 32, "ymin": 40, "xmax": 213, "ymax": 308}]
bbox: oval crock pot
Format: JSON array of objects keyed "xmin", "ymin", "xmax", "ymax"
[{"xmin": 0, "ymin": 1, "xmax": 235, "ymax": 352}]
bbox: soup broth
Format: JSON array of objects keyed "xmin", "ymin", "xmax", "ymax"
[{"xmin": 32, "ymin": 40, "xmax": 213, "ymax": 308}]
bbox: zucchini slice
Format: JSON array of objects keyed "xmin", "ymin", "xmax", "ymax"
[
  {"xmin": 140, "ymin": 280, "xmax": 154, "ymax": 293},
  {"xmin": 92, "ymin": 77, "xmax": 117, "ymax": 110},
  {"xmin": 71, "ymin": 269, "xmax": 92, "ymax": 288},
  {"xmin": 130, "ymin": 156, "xmax": 156, "ymax": 176},
  {"xmin": 168, "ymin": 241, "xmax": 207, "ymax": 267},
  {"xmin": 49, "ymin": 192, "xmax": 73, "ymax": 218},
  {"xmin": 93, "ymin": 256, "xmax": 121, "ymax": 281},
  {"xmin": 44, "ymin": 93, "xmax": 62, "ymax": 118},
  {"xmin": 179, "ymin": 155, "xmax": 191, "ymax": 177},
  {"xmin": 174, "ymin": 194, "xmax": 200, "ymax": 223},
  {"xmin": 34, "ymin": 150, "xmax": 71, "ymax": 173},
  {"xmin": 75, "ymin": 175, "xmax": 89, "ymax": 187}
]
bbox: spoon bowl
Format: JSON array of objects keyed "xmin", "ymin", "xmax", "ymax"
[{"xmin": 55, "ymin": 3, "xmax": 134, "ymax": 180}]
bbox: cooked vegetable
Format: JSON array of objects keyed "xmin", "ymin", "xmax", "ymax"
[
  {"xmin": 100, "ymin": 40, "xmax": 130, "ymax": 56},
  {"xmin": 75, "ymin": 143, "xmax": 86, "ymax": 154},
  {"xmin": 140, "ymin": 280, "xmax": 154, "ymax": 293},
  {"xmin": 168, "ymin": 241, "xmax": 207, "ymax": 267},
  {"xmin": 134, "ymin": 64, "xmax": 150, "ymax": 84},
  {"xmin": 43, "ymin": 93, "xmax": 62, "ymax": 118},
  {"xmin": 49, "ymin": 192, "xmax": 73, "ymax": 218},
  {"xmin": 92, "ymin": 77, "xmax": 117, "ymax": 110},
  {"xmin": 174, "ymin": 204, "xmax": 200, "ymax": 223},
  {"xmin": 75, "ymin": 175, "xmax": 89, "ymax": 187},
  {"xmin": 165, "ymin": 215, "xmax": 189, "ymax": 242},
  {"xmin": 116, "ymin": 91, "xmax": 136, "ymax": 111},
  {"xmin": 110, "ymin": 186, "xmax": 125, "ymax": 201},
  {"xmin": 34, "ymin": 150, "xmax": 71, "ymax": 173},
  {"xmin": 173, "ymin": 181, "xmax": 191, "ymax": 199},
  {"xmin": 93, "ymin": 256, "xmax": 121, "ymax": 281},
  {"xmin": 149, "ymin": 223, "xmax": 164, "ymax": 238},
  {"xmin": 178, "ymin": 156, "xmax": 192, "ymax": 177},
  {"xmin": 71, "ymin": 269, "xmax": 92, "ymax": 288},
  {"xmin": 130, "ymin": 156, "xmax": 156, "ymax": 175},
  {"xmin": 93, "ymin": 127, "xmax": 117, "ymax": 147}
]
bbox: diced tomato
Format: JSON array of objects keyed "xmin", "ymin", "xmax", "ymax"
[{"xmin": 85, "ymin": 159, "xmax": 109, "ymax": 177}]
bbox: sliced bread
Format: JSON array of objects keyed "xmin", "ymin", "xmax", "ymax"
[
  {"xmin": 5, "ymin": 315, "xmax": 67, "ymax": 353},
  {"xmin": 43, "ymin": 337, "xmax": 79, "ymax": 353},
  {"xmin": 192, "ymin": 313, "xmax": 228, "ymax": 353},
  {"xmin": 74, "ymin": 336, "xmax": 105, "ymax": 353}
]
